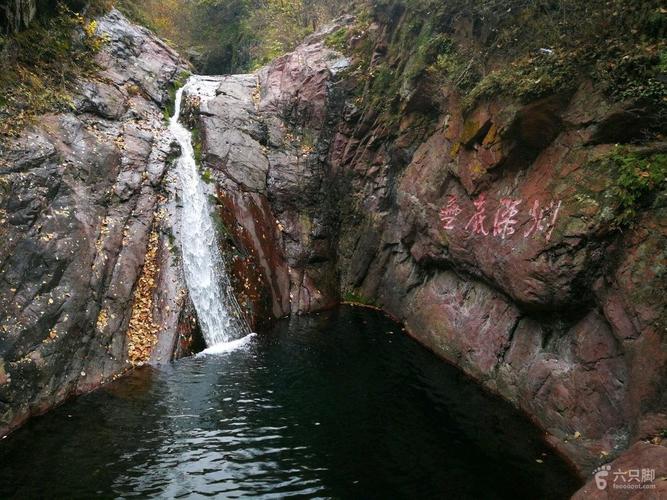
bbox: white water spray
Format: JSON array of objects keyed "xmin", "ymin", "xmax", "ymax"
[{"xmin": 170, "ymin": 76, "xmax": 252, "ymax": 348}]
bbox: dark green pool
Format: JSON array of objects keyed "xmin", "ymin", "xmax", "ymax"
[{"xmin": 0, "ymin": 306, "xmax": 581, "ymax": 498}]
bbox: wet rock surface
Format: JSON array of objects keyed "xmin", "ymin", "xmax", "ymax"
[
  {"xmin": 0, "ymin": 9, "xmax": 192, "ymax": 435},
  {"xmin": 186, "ymin": 20, "xmax": 355, "ymax": 324},
  {"xmin": 0, "ymin": 9, "xmax": 664, "ymax": 498},
  {"xmin": 186, "ymin": 16, "xmax": 666, "ymax": 485}
]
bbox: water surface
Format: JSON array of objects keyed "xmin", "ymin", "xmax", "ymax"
[{"xmin": 0, "ymin": 306, "xmax": 581, "ymax": 498}]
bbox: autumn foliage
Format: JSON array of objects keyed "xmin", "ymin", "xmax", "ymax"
[{"xmin": 116, "ymin": 0, "xmax": 351, "ymax": 73}]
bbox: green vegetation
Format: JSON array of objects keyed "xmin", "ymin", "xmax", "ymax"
[
  {"xmin": 426, "ymin": 36, "xmax": 477, "ymax": 94},
  {"xmin": 605, "ymin": 147, "xmax": 667, "ymax": 228},
  {"xmin": 342, "ymin": 290, "xmax": 376, "ymax": 306},
  {"xmin": 2, "ymin": 0, "xmax": 664, "ymax": 140},
  {"xmin": 191, "ymin": 126, "xmax": 204, "ymax": 166},
  {"xmin": 462, "ymin": 52, "xmax": 579, "ymax": 109},
  {"xmin": 465, "ymin": 40, "xmax": 667, "ymax": 110},
  {"xmin": 115, "ymin": 0, "xmax": 190, "ymax": 46},
  {"xmin": 116, "ymin": 0, "xmax": 350, "ymax": 74},
  {"xmin": 165, "ymin": 227, "xmax": 176, "ymax": 246},
  {"xmin": 0, "ymin": 3, "xmax": 109, "ymax": 135},
  {"xmin": 346, "ymin": 0, "xmax": 666, "ymax": 124},
  {"xmin": 595, "ymin": 47, "xmax": 667, "ymax": 105},
  {"xmin": 201, "ymin": 168, "xmax": 214, "ymax": 184},
  {"xmin": 163, "ymin": 69, "xmax": 192, "ymax": 120},
  {"xmin": 190, "ymin": 121, "xmax": 211, "ymax": 184},
  {"xmin": 324, "ymin": 27, "xmax": 349, "ymax": 51}
]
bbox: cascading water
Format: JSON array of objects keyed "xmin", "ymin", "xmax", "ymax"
[{"xmin": 169, "ymin": 76, "xmax": 252, "ymax": 348}]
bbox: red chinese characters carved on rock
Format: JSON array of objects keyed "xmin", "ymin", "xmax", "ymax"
[
  {"xmin": 440, "ymin": 194, "xmax": 562, "ymax": 242},
  {"xmin": 464, "ymin": 194, "xmax": 490, "ymax": 236},
  {"xmin": 524, "ymin": 199, "xmax": 562, "ymax": 241},
  {"xmin": 493, "ymin": 198, "xmax": 522, "ymax": 240},
  {"xmin": 439, "ymin": 195, "xmax": 463, "ymax": 230}
]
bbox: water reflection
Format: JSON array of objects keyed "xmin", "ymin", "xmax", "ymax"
[{"xmin": 0, "ymin": 307, "xmax": 581, "ymax": 499}]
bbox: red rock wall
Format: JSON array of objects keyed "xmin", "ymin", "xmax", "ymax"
[
  {"xmin": 330, "ymin": 82, "xmax": 666, "ymax": 474},
  {"xmin": 194, "ymin": 17, "xmax": 666, "ymax": 478}
]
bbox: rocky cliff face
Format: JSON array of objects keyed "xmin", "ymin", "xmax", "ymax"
[
  {"xmin": 186, "ymin": 16, "xmax": 666, "ymax": 477},
  {"xmin": 0, "ymin": 4, "xmax": 664, "ymax": 492},
  {"xmin": 184, "ymin": 20, "xmax": 357, "ymax": 327},
  {"xmin": 0, "ymin": 9, "xmax": 194, "ymax": 435},
  {"xmin": 0, "ymin": 0, "xmax": 37, "ymax": 34}
]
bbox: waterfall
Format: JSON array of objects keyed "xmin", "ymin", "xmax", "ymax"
[{"xmin": 169, "ymin": 76, "xmax": 252, "ymax": 347}]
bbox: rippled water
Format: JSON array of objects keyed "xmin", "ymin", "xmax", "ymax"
[{"xmin": 0, "ymin": 307, "xmax": 581, "ymax": 498}]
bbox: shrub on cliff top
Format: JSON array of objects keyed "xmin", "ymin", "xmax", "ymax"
[
  {"xmin": 0, "ymin": 3, "xmax": 107, "ymax": 136},
  {"xmin": 351, "ymin": 0, "xmax": 666, "ymax": 119}
]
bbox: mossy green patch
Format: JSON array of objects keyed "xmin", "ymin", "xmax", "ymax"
[
  {"xmin": 463, "ymin": 51, "xmax": 580, "ymax": 109},
  {"xmin": 342, "ymin": 290, "xmax": 376, "ymax": 307},
  {"xmin": 187, "ymin": 123, "xmax": 204, "ymax": 166},
  {"xmin": 575, "ymin": 147, "xmax": 667, "ymax": 231},
  {"xmin": 325, "ymin": 27, "xmax": 349, "ymax": 52},
  {"xmin": 605, "ymin": 147, "xmax": 667, "ymax": 228},
  {"xmin": 201, "ymin": 168, "xmax": 213, "ymax": 184},
  {"xmin": 164, "ymin": 69, "xmax": 192, "ymax": 120}
]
